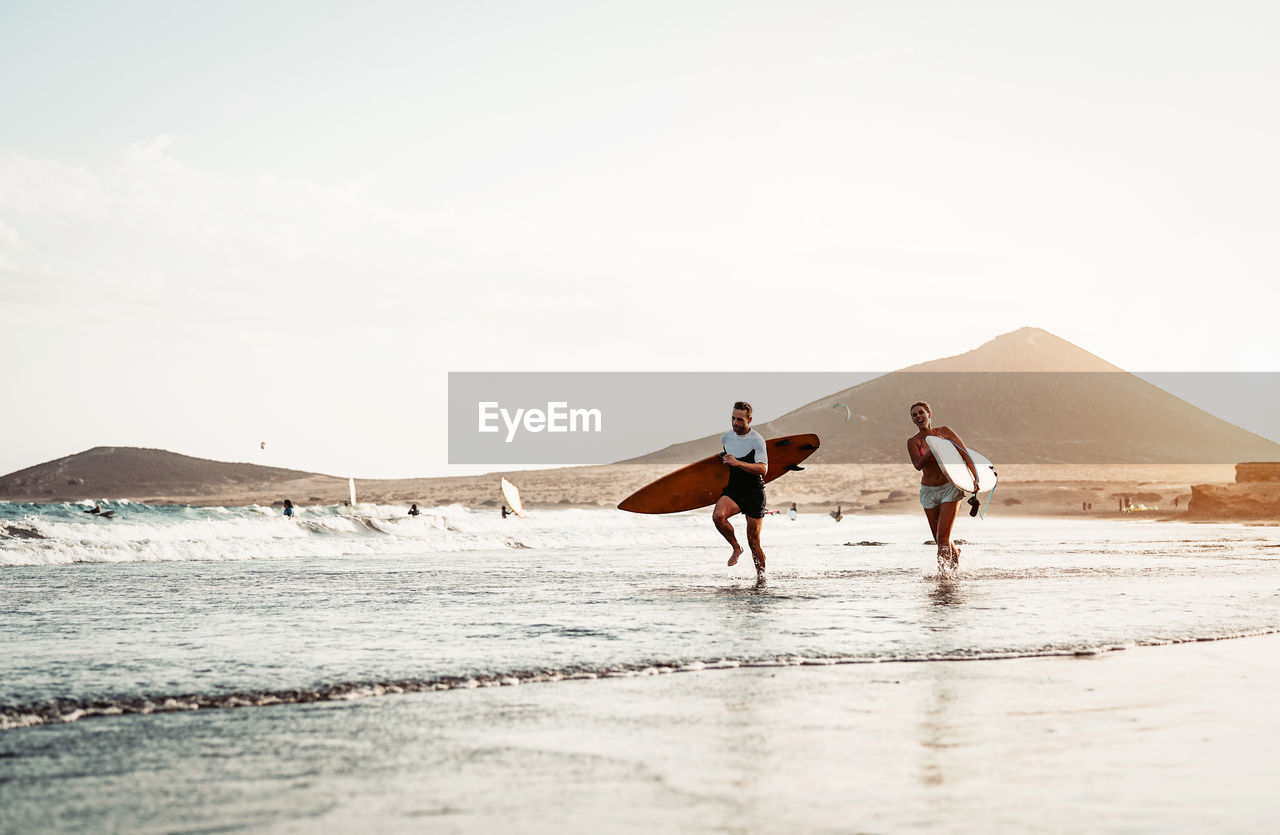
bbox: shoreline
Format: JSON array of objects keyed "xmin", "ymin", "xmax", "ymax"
[
  {"xmin": 7, "ymin": 627, "xmax": 1276, "ymax": 732},
  {"xmin": 1, "ymin": 496, "xmax": 1254, "ymax": 523},
  {"xmin": 0, "ymin": 462, "xmax": 1239, "ymax": 515},
  {"xmin": 6, "ymin": 632, "xmax": 1280, "ymax": 831},
  {"xmin": 236, "ymin": 629, "xmax": 1280, "ymax": 831}
]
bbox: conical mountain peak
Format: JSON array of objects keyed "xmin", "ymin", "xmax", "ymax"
[
  {"xmin": 628, "ymin": 328, "xmax": 1278, "ymax": 465},
  {"xmin": 901, "ymin": 327, "xmax": 1121, "ymax": 372}
]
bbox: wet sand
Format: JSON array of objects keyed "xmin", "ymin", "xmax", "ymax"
[
  {"xmin": 7, "ymin": 633, "xmax": 1278, "ymax": 832},
  {"xmin": 299, "ymin": 634, "xmax": 1280, "ymax": 833}
]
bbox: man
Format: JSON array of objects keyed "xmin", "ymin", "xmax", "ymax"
[{"xmin": 712, "ymin": 401, "xmax": 769, "ymax": 581}]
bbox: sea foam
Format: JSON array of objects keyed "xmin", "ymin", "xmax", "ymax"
[{"xmin": 0, "ymin": 501, "xmax": 717, "ymax": 565}]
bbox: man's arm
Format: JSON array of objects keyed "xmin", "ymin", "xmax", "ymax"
[
  {"xmin": 722, "ymin": 454, "xmax": 768, "ymax": 476},
  {"xmin": 722, "ymin": 437, "xmax": 768, "ymax": 476},
  {"xmin": 734, "ymin": 460, "xmax": 767, "ymax": 475}
]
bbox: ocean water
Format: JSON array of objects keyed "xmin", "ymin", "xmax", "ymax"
[
  {"xmin": 3, "ymin": 501, "xmax": 1279, "ymax": 731},
  {"xmin": 4, "ymin": 502, "xmax": 1280, "ymax": 831}
]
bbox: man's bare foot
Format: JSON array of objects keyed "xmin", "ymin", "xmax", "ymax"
[
  {"xmin": 755, "ymin": 570, "xmax": 766, "ymax": 584},
  {"xmin": 727, "ymin": 546, "xmax": 743, "ymax": 566}
]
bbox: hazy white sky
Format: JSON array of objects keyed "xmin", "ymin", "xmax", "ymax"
[{"xmin": 1, "ymin": 1, "xmax": 1277, "ymax": 478}]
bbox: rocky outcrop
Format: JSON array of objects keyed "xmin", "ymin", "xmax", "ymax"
[
  {"xmin": 1236, "ymin": 462, "xmax": 1280, "ymax": 483},
  {"xmin": 1189, "ymin": 463, "xmax": 1280, "ymax": 519}
]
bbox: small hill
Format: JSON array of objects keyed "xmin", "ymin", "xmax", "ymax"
[
  {"xmin": 0, "ymin": 445, "xmax": 647, "ymax": 507},
  {"xmin": 628, "ymin": 328, "xmax": 1280, "ymax": 465},
  {"xmin": 0, "ymin": 447, "xmax": 346, "ymax": 503}
]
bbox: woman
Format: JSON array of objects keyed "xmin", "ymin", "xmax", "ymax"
[{"xmin": 906, "ymin": 401, "xmax": 976, "ymax": 571}]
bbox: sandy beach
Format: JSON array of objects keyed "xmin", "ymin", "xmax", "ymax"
[
  {"xmin": 1, "ymin": 458, "xmax": 1235, "ymax": 518},
  {"xmin": 264, "ymin": 460, "xmax": 1236, "ymax": 520}
]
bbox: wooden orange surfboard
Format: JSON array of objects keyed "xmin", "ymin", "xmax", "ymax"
[{"xmin": 618, "ymin": 434, "xmax": 820, "ymax": 514}]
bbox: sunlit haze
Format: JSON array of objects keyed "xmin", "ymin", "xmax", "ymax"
[{"xmin": 2, "ymin": 2, "xmax": 1277, "ymax": 478}]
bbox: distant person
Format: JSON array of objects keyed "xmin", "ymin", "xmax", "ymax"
[
  {"xmin": 1082, "ymin": 501, "xmax": 1087, "ymax": 512},
  {"xmin": 1173, "ymin": 496, "xmax": 1179, "ymax": 510},
  {"xmin": 501, "ymin": 505, "xmax": 511, "ymax": 519},
  {"xmin": 408, "ymin": 503, "xmax": 420, "ymax": 516},
  {"xmin": 1118, "ymin": 496, "xmax": 1123, "ymax": 512},
  {"xmin": 830, "ymin": 505, "xmax": 843, "ymax": 522},
  {"xmin": 907, "ymin": 401, "xmax": 978, "ymax": 572},
  {"xmin": 711, "ymin": 401, "xmax": 769, "ymax": 582},
  {"xmin": 283, "ymin": 499, "xmax": 294, "ymax": 518},
  {"xmin": 85, "ymin": 502, "xmax": 102, "ymax": 515},
  {"xmin": 788, "ymin": 502, "xmax": 798, "ymax": 521}
]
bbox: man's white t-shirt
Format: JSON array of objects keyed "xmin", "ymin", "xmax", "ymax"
[{"xmin": 721, "ymin": 429, "xmax": 768, "ymax": 470}]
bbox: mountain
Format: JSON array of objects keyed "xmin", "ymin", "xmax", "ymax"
[
  {"xmin": 628, "ymin": 327, "xmax": 1280, "ymax": 465},
  {"xmin": 5, "ymin": 329, "xmax": 1277, "ymax": 504},
  {"xmin": 895, "ymin": 326, "xmax": 1121, "ymax": 373},
  {"xmin": 0, "ymin": 447, "xmax": 345, "ymax": 503}
]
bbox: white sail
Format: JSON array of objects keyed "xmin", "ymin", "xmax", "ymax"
[{"xmin": 501, "ymin": 478, "xmax": 525, "ymax": 518}]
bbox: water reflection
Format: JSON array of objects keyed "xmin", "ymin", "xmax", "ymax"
[
  {"xmin": 928, "ymin": 580, "xmax": 966, "ymax": 607},
  {"xmin": 918, "ymin": 578, "xmax": 968, "ymax": 788}
]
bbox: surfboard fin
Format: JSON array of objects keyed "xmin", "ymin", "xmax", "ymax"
[
  {"xmin": 798, "ymin": 443, "xmax": 818, "ymax": 451},
  {"xmin": 968, "ymin": 496, "xmax": 981, "ymax": 517},
  {"xmin": 787, "ymin": 465, "xmax": 805, "ymax": 471},
  {"xmin": 775, "ymin": 438, "xmax": 795, "ymax": 446}
]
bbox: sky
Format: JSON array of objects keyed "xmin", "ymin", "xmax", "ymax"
[{"xmin": 1, "ymin": 1, "xmax": 1277, "ymax": 479}]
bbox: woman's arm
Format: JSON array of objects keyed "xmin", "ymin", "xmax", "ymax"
[
  {"xmin": 939, "ymin": 427, "xmax": 980, "ymax": 486},
  {"xmin": 907, "ymin": 437, "xmax": 933, "ymax": 471}
]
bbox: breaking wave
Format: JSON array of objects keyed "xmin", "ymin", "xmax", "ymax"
[{"xmin": 0, "ymin": 501, "xmax": 712, "ymax": 566}]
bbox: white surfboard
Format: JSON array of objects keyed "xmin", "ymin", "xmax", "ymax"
[
  {"xmin": 501, "ymin": 477, "xmax": 526, "ymax": 519},
  {"xmin": 925, "ymin": 436, "xmax": 998, "ymax": 494}
]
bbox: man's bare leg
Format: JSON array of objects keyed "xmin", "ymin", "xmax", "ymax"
[
  {"xmin": 746, "ymin": 516, "xmax": 766, "ymax": 580},
  {"xmin": 713, "ymin": 496, "xmax": 743, "ymax": 566}
]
